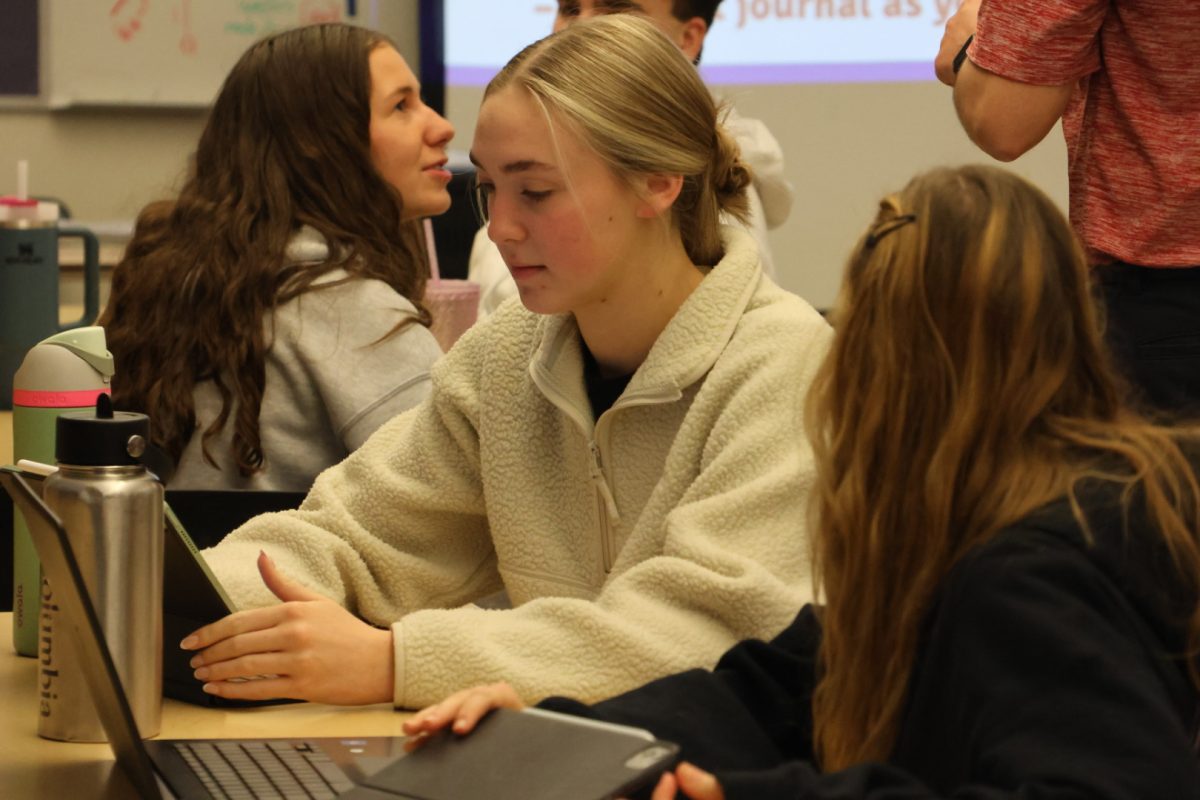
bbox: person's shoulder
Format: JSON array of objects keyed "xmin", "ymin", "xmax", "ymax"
[
  {"xmin": 272, "ymin": 270, "xmax": 419, "ymax": 325},
  {"xmin": 271, "ymin": 272, "xmax": 443, "ymax": 365},
  {"xmin": 934, "ymin": 493, "xmax": 1199, "ymax": 710},
  {"xmin": 958, "ymin": 504, "xmax": 1086, "ymax": 576},
  {"xmin": 944, "ymin": 490, "xmax": 1179, "ymax": 628},
  {"xmin": 933, "ymin": 510, "xmax": 1111, "ymax": 642},
  {"xmin": 740, "ymin": 278, "xmax": 831, "ymax": 355},
  {"xmin": 286, "ymin": 272, "xmax": 422, "ymax": 316},
  {"xmin": 700, "ymin": 228, "xmax": 830, "ymax": 370},
  {"xmin": 746, "ymin": 279, "xmax": 827, "ymax": 329}
]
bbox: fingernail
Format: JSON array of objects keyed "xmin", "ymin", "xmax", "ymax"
[
  {"xmin": 180, "ymin": 635, "xmax": 198, "ymax": 649},
  {"xmin": 201, "ymin": 683, "xmax": 218, "ymax": 695},
  {"xmin": 189, "ymin": 655, "xmax": 202, "ymax": 668},
  {"xmin": 194, "ymin": 667, "xmax": 210, "ymax": 680}
]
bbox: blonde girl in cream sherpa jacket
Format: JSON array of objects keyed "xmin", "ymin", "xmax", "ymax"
[{"xmin": 186, "ymin": 16, "xmax": 832, "ymax": 709}]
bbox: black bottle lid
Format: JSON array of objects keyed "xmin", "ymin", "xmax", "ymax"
[{"xmin": 56, "ymin": 394, "xmax": 151, "ymax": 468}]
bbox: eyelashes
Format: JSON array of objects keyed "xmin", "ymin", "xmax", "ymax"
[{"xmin": 472, "ymin": 182, "xmax": 554, "ymax": 218}]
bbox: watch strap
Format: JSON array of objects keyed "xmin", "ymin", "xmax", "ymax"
[{"xmin": 952, "ymin": 34, "xmax": 975, "ymax": 75}]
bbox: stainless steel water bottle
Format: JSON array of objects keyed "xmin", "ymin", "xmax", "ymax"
[{"xmin": 38, "ymin": 394, "xmax": 163, "ymax": 742}]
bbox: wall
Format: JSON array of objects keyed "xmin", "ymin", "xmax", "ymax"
[
  {"xmin": 726, "ymin": 81, "xmax": 1068, "ymax": 307},
  {"xmin": 0, "ymin": 3, "xmax": 421, "ymax": 223},
  {"xmin": 1, "ymin": 3, "xmax": 1068, "ymax": 310}
]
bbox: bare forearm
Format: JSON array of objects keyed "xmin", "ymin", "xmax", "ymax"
[
  {"xmin": 937, "ymin": 0, "xmax": 1073, "ymax": 163},
  {"xmin": 953, "ymin": 61, "xmax": 1072, "ymax": 162}
]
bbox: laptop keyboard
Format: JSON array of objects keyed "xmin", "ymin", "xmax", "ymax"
[{"xmin": 173, "ymin": 740, "xmax": 356, "ymax": 799}]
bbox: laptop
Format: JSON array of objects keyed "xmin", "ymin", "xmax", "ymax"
[
  {"xmin": 0, "ymin": 469, "xmax": 680, "ymax": 799},
  {"xmin": 9, "ymin": 466, "xmax": 297, "ymax": 707}
]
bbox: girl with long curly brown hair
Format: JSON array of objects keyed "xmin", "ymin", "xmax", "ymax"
[
  {"xmin": 410, "ymin": 165, "xmax": 1200, "ymax": 799},
  {"xmin": 99, "ymin": 23, "xmax": 452, "ymax": 491}
]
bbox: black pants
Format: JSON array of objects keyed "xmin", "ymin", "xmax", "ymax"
[{"xmin": 1096, "ymin": 261, "xmax": 1200, "ymax": 416}]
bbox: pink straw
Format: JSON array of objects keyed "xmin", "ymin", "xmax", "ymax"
[
  {"xmin": 17, "ymin": 160, "xmax": 29, "ymax": 201},
  {"xmin": 423, "ymin": 217, "xmax": 441, "ymax": 281}
]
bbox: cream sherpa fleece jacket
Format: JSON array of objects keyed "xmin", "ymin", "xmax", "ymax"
[{"xmin": 203, "ymin": 227, "xmax": 832, "ymax": 708}]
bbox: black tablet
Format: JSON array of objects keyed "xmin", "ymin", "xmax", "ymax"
[{"xmin": 345, "ymin": 707, "xmax": 680, "ymax": 800}]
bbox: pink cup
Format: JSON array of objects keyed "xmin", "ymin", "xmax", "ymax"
[{"xmin": 424, "ymin": 279, "xmax": 481, "ymax": 352}]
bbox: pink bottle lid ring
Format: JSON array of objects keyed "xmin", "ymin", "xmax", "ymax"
[
  {"xmin": 13, "ymin": 388, "xmax": 112, "ymax": 409},
  {"xmin": 1, "ymin": 161, "xmax": 58, "ymax": 223}
]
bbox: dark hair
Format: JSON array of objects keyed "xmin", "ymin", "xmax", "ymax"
[
  {"xmin": 672, "ymin": 0, "xmax": 723, "ymax": 26},
  {"xmin": 99, "ymin": 23, "xmax": 430, "ymax": 476}
]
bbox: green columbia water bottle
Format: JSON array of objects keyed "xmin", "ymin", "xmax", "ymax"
[{"xmin": 11, "ymin": 326, "xmax": 114, "ymax": 656}]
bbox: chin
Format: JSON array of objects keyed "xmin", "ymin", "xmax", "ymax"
[
  {"xmin": 516, "ymin": 289, "xmax": 565, "ymax": 316},
  {"xmin": 403, "ymin": 194, "xmax": 452, "ymax": 221}
]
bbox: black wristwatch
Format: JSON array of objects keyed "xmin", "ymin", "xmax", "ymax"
[{"xmin": 952, "ymin": 34, "xmax": 975, "ymax": 75}]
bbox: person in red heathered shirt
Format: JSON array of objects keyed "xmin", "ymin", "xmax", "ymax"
[{"xmin": 935, "ymin": 0, "xmax": 1200, "ymax": 414}]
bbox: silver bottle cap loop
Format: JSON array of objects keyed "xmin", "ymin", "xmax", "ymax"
[{"xmin": 126, "ymin": 434, "xmax": 146, "ymax": 459}]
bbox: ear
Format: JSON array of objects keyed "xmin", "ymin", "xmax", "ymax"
[
  {"xmin": 636, "ymin": 173, "xmax": 685, "ymax": 219},
  {"xmin": 678, "ymin": 17, "xmax": 708, "ymax": 63}
]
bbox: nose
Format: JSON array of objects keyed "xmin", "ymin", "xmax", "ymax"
[
  {"xmin": 486, "ymin": 191, "xmax": 525, "ymax": 246},
  {"xmin": 426, "ymin": 108, "xmax": 455, "ymax": 148}
]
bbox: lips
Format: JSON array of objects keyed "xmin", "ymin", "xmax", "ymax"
[
  {"xmin": 508, "ymin": 264, "xmax": 546, "ymax": 280},
  {"xmin": 423, "ymin": 161, "xmax": 452, "ymax": 183}
]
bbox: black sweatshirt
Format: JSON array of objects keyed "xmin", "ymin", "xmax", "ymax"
[{"xmin": 541, "ymin": 491, "xmax": 1200, "ymax": 798}]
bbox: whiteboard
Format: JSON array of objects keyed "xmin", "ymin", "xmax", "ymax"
[{"xmin": 44, "ymin": 0, "xmax": 377, "ymax": 108}]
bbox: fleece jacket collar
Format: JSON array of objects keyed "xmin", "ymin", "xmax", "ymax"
[{"xmin": 527, "ymin": 226, "xmax": 762, "ymax": 421}]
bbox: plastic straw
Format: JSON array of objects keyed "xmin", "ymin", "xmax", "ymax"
[
  {"xmin": 423, "ymin": 217, "xmax": 441, "ymax": 281},
  {"xmin": 16, "ymin": 159, "xmax": 28, "ymax": 200}
]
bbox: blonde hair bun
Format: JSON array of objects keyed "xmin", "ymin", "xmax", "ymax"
[{"xmin": 712, "ymin": 123, "xmax": 752, "ymax": 224}]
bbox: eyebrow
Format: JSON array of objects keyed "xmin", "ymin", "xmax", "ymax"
[
  {"xmin": 468, "ymin": 152, "xmax": 558, "ymax": 174},
  {"xmin": 381, "ymin": 83, "xmax": 418, "ymax": 102},
  {"xmin": 598, "ymin": 0, "xmax": 645, "ymax": 11},
  {"xmin": 558, "ymin": 0, "xmax": 645, "ymax": 13}
]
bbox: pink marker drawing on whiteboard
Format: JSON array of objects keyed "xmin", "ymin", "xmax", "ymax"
[
  {"xmin": 110, "ymin": 0, "xmax": 150, "ymax": 42},
  {"xmin": 178, "ymin": 0, "xmax": 197, "ymax": 54},
  {"xmin": 301, "ymin": 1, "xmax": 344, "ymax": 25}
]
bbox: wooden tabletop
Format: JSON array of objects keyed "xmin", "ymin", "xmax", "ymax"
[{"xmin": 0, "ymin": 612, "xmax": 412, "ymax": 797}]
